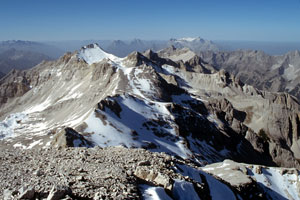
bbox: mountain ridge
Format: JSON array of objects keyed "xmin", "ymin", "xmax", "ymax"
[
  {"xmin": 197, "ymin": 49, "xmax": 300, "ymax": 101},
  {"xmin": 1, "ymin": 44, "xmax": 300, "ymax": 199}
]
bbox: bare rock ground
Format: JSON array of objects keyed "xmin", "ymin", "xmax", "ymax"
[{"xmin": 0, "ymin": 146, "xmax": 203, "ymax": 199}]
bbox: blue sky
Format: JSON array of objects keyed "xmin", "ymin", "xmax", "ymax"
[{"xmin": 0, "ymin": 0, "xmax": 300, "ymax": 41}]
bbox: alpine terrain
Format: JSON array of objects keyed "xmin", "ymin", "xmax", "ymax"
[
  {"xmin": 198, "ymin": 49, "xmax": 300, "ymax": 101},
  {"xmin": 1, "ymin": 43, "xmax": 300, "ymax": 199}
]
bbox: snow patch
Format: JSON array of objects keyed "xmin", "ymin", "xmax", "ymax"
[
  {"xmin": 139, "ymin": 184, "xmax": 172, "ymax": 200},
  {"xmin": 176, "ymin": 164, "xmax": 236, "ymax": 200},
  {"xmin": 249, "ymin": 166, "xmax": 300, "ymax": 200},
  {"xmin": 78, "ymin": 43, "xmax": 120, "ymax": 65},
  {"xmin": 27, "ymin": 139, "xmax": 43, "ymax": 149},
  {"xmin": 178, "ymin": 37, "xmax": 198, "ymax": 42},
  {"xmin": 0, "ymin": 113, "xmax": 27, "ymax": 140},
  {"xmin": 172, "ymin": 179, "xmax": 200, "ymax": 200},
  {"xmin": 25, "ymin": 97, "xmax": 52, "ymax": 113},
  {"xmin": 13, "ymin": 142, "xmax": 27, "ymax": 149},
  {"xmin": 284, "ymin": 64, "xmax": 300, "ymax": 81}
]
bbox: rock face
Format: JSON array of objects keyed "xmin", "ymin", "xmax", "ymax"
[{"xmin": 51, "ymin": 128, "xmax": 94, "ymax": 148}]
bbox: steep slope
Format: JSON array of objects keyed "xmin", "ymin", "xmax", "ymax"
[
  {"xmin": 198, "ymin": 49, "xmax": 300, "ymax": 101},
  {"xmin": 156, "ymin": 54, "xmax": 300, "ymax": 169}
]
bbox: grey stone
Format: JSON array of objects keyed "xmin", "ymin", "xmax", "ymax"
[
  {"xmin": 47, "ymin": 185, "xmax": 71, "ymax": 200},
  {"xmin": 18, "ymin": 186, "xmax": 35, "ymax": 199}
]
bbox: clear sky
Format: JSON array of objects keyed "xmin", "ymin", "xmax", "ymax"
[{"xmin": 1, "ymin": 0, "xmax": 300, "ymax": 41}]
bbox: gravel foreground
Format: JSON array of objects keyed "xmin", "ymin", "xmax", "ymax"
[{"xmin": 0, "ymin": 146, "xmax": 202, "ymax": 200}]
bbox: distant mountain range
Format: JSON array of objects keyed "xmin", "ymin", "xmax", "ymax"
[
  {"xmin": 105, "ymin": 39, "xmax": 166, "ymax": 57},
  {"xmin": 1, "ymin": 38, "xmax": 300, "ymax": 96},
  {"xmin": 168, "ymin": 37, "xmax": 219, "ymax": 52},
  {"xmin": 42, "ymin": 38, "xmax": 300, "ymax": 56},
  {"xmin": 198, "ymin": 49, "xmax": 300, "ymax": 100},
  {"xmin": 0, "ymin": 40, "xmax": 64, "ymax": 58},
  {"xmin": 103, "ymin": 37, "xmax": 220, "ymax": 57},
  {"xmin": 0, "ymin": 38, "xmax": 219, "ymax": 77},
  {"xmin": 0, "ymin": 40, "xmax": 64, "ymax": 78},
  {"xmin": 0, "ymin": 48, "xmax": 51, "ymax": 74}
]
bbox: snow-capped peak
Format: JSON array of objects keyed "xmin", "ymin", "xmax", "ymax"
[
  {"xmin": 178, "ymin": 37, "xmax": 198, "ymax": 42},
  {"xmin": 78, "ymin": 43, "xmax": 119, "ymax": 65}
]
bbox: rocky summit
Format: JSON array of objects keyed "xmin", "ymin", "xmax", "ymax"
[
  {"xmin": 1, "ymin": 146, "xmax": 300, "ymax": 200},
  {"xmin": 1, "ymin": 43, "xmax": 300, "ymax": 199}
]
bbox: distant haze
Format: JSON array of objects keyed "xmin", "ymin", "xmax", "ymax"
[
  {"xmin": 42, "ymin": 39, "xmax": 300, "ymax": 56},
  {"xmin": 1, "ymin": 0, "xmax": 300, "ymax": 42}
]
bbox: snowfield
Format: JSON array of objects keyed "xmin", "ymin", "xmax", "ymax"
[{"xmin": 78, "ymin": 43, "xmax": 121, "ymax": 65}]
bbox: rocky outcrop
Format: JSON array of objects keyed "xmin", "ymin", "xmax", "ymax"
[
  {"xmin": 97, "ymin": 97, "xmax": 122, "ymax": 118},
  {"xmin": 202, "ymin": 159, "xmax": 300, "ymax": 200},
  {"xmin": 51, "ymin": 128, "xmax": 94, "ymax": 148},
  {"xmin": 0, "ymin": 70, "xmax": 31, "ymax": 105}
]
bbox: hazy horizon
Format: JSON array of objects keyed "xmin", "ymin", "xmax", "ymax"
[{"xmin": 1, "ymin": 0, "xmax": 300, "ymax": 42}]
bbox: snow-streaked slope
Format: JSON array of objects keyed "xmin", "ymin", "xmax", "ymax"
[
  {"xmin": 83, "ymin": 94, "xmax": 192, "ymax": 159},
  {"xmin": 175, "ymin": 164, "xmax": 236, "ymax": 200},
  {"xmin": 250, "ymin": 166, "xmax": 300, "ymax": 200},
  {"xmin": 139, "ymin": 180, "xmax": 201, "ymax": 200},
  {"xmin": 202, "ymin": 160, "xmax": 300, "ymax": 200}
]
